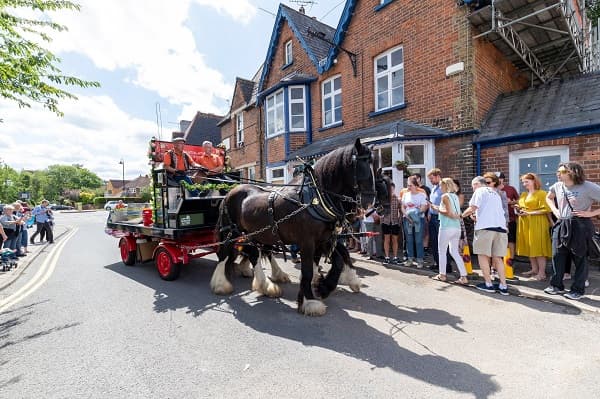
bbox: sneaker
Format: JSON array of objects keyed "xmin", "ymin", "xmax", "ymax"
[
  {"xmin": 392, "ymin": 257, "xmax": 400, "ymax": 264},
  {"xmin": 476, "ymin": 283, "xmax": 496, "ymax": 293},
  {"xmin": 497, "ymin": 286, "xmax": 509, "ymax": 296},
  {"xmin": 543, "ymin": 286, "xmax": 565, "ymax": 295},
  {"xmin": 564, "ymin": 291, "xmax": 584, "ymax": 300},
  {"xmin": 563, "ymin": 273, "xmax": 571, "ymax": 280},
  {"xmin": 383, "ymin": 257, "xmax": 390, "ymax": 265}
]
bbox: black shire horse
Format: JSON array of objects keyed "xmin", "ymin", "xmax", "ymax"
[{"xmin": 210, "ymin": 139, "xmax": 376, "ymax": 316}]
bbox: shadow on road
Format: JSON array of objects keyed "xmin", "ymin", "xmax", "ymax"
[{"xmin": 106, "ymin": 259, "xmax": 500, "ymax": 398}]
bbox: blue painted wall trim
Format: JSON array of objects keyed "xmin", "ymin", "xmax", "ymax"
[
  {"xmin": 306, "ymin": 86, "xmax": 313, "ymax": 145},
  {"xmin": 476, "ymin": 123, "xmax": 600, "ymax": 148},
  {"xmin": 318, "ymin": 122, "xmax": 343, "ymax": 132},
  {"xmin": 258, "ymin": 5, "xmax": 325, "ymax": 95},
  {"xmin": 368, "ymin": 103, "xmax": 407, "ymax": 118},
  {"xmin": 257, "ymin": 77, "xmax": 316, "ymax": 104},
  {"xmin": 323, "ymin": 0, "xmax": 358, "ymax": 72}
]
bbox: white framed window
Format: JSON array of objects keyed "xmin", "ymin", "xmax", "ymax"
[
  {"xmin": 508, "ymin": 146, "xmax": 569, "ymax": 192},
  {"xmin": 236, "ymin": 113, "xmax": 244, "ymax": 146},
  {"xmin": 267, "ymin": 166, "xmax": 286, "ymax": 185},
  {"xmin": 322, "ymin": 75, "xmax": 342, "ymax": 127},
  {"xmin": 248, "ymin": 166, "xmax": 256, "ymax": 181},
  {"xmin": 288, "ymin": 86, "xmax": 306, "ymax": 131},
  {"xmin": 222, "ymin": 137, "xmax": 230, "ymax": 150},
  {"xmin": 285, "ymin": 40, "xmax": 293, "ymax": 65},
  {"xmin": 374, "ymin": 46, "xmax": 404, "ymax": 111},
  {"xmin": 266, "ymin": 90, "xmax": 284, "ymax": 137}
]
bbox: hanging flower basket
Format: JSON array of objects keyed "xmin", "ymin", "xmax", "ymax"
[{"xmin": 394, "ymin": 160, "xmax": 409, "ymax": 173}]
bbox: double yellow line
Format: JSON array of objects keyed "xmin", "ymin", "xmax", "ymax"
[{"xmin": 0, "ymin": 228, "xmax": 78, "ymax": 313}]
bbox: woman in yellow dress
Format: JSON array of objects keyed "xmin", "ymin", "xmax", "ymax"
[{"xmin": 516, "ymin": 173, "xmax": 552, "ymax": 280}]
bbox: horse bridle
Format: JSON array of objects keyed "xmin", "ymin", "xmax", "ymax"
[{"xmin": 349, "ymin": 149, "xmax": 376, "ymax": 206}]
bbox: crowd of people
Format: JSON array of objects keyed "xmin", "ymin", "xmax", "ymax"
[
  {"xmin": 351, "ymin": 161, "xmax": 600, "ymax": 300},
  {"xmin": 1, "ymin": 199, "xmax": 55, "ymax": 261}
]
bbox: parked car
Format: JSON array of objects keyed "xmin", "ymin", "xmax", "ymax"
[
  {"xmin": 105, "ymin": 201, "xmax": 127, "ymax": 211},
  {"xmin": 50, "ymin": 204, "xmax": 74, "ymax": 210}
]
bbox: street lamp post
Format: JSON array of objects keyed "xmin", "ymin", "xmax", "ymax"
[{"xmin": 119, "ymin": 159, "xmax": 125, "ymax": 197}]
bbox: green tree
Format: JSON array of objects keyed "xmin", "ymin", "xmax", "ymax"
[
  {"xmin": 589, "ymin": 1, "xmax": 600, "ymax": 26},
  {"xmin": 0, "ymin": 0, "xmax": 100, "ymax": 116}
]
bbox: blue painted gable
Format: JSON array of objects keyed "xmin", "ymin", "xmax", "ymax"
[{"xmin": 258, "ymin": 4, "xmax": 335, "ymax": 95}]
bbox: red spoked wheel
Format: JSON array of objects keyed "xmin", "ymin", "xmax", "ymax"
[
  {"xmin": 155, "ymin": 247, "xmax": 182, "ymax": 281},
  {"xmin": 119, "ymin": 238, "xmax": 136, "ymax": 266}
]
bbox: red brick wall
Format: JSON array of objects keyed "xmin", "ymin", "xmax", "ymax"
[
  {"xmin": 473, "ymin": 39, "xmax": 528, "ymax": 125},
  {"xmin": 267, "ymin": 135, "xmax": 286, "ymax": 164}
]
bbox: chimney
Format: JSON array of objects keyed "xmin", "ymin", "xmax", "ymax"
[{"xmin": 299, "ymin": 5, "xmax": 305, "ymax": 14}]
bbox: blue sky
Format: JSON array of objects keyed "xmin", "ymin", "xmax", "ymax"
[{"xmin": 0, "ymin": 0, "xmax": 344, "ymax": 181}]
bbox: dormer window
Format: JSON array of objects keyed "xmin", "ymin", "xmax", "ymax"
[
  {"xmin": 236, "ymin": 113, "xmax": 244, "ymax": 146},
  {"xmin": 285, "ymin": 40, "xmax": 293, "ymax": 65}
]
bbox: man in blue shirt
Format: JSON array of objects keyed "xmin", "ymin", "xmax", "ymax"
[
  {"xmin": 427, "ymin": 168, "xmax": 442, "ymax": 270},
  {"xmin": 30, "ymin": 200, "xmax": 54, "ymax": 244}
]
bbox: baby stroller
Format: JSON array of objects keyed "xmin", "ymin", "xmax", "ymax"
[{"xmin": 1, "ymin": 248, "xmax": 18, "ymax": 272}]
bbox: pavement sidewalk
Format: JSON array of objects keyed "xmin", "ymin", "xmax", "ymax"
[
  {"xmin": 0, "ymin": 224, "xmax": 69, "ymax": 292},
  {"xmin": 352, "ymin": 251, "xmax": 600, "ymax": 314}
]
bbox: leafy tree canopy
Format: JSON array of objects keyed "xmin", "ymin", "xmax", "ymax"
[
  {"xmin": 589, "ymin": 0, "xmax": 600, "ymax": 26},
  {"xmin": 0, "ymin": 0, "xmax": 100, "ymax": 116}
]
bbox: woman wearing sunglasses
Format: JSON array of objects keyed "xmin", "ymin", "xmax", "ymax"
[{"xmin": 544, "ymin": 162, "xmax": 600, "ymax": 300}]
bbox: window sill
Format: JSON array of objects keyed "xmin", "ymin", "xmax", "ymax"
[
  {"xmin": 374, "ymin": 0, "xmax": 395, "ymax": 12},
  {"xmin": 266, "ymin": 131, "xmax": 286, "ymax": 139},
  {"xmin": 318, "ymin": 122, "xmax": 343, "ymax": 132},
  {"xmin": 281, "ymin": 62, "xmax": 293, "ymax": 71},
  {"xmin": 368, "ymin": 103, "xmax": 407, "ymax": 118}
]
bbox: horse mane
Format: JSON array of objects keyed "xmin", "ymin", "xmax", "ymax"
[{"xmin": 312, "ymin": 143, "xmax": 355, "ymax": 193}]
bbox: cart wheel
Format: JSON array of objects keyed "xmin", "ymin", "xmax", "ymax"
[
  {"xmin": 119, "ymin": 238, "xmax": 136, "ymax": 266},
  {"xmin": 155, "ymin": 247, "xmax": 181, "ymax": 281}
]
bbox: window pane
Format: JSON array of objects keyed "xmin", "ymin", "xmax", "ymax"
[
  {"xmin": 519, "ymin": 157, "xmax": 538, "ymax": 174},
  {"xmin": 334, "ymin": 107, "xmax": 342, "ymax": 122},
  {"xmin": 292, "ymin": 116, "xmax": 304, "ymax": 129},
  {"xmin": 377, "ymin": 76, "xmax": 388, "ymax": 92},
  {"xmin": 391, "ymin": 69, "xmax": 403, "ymax": 89},
  {"xmin": 404, "ymin": 145, "xmax": 424, "ymax": 165},
  {"xmin": 275, "ymin": 91, "xmax": 284, "ymax": 104},
  {"xmin": 376, "ymin": 56, "xmax": 388, "ymax": 73},
  {"xmin": 380, "ymin": 146, "xmax": 392, "ymax": 167},
  {"xmin": 391, "ymin": 48, "xmax": 403, "ymax": 67},
  {"xmin": 392, "ymin": 86, "xmax": 404, "ymax": 106},
  {"xmin": 333, "ymin": 77, "xmax": 341, "ymax": 90},
  {"xmin": 377, "ymin": 93, "xmax": 388, "ymax": 109},
  {"xmin": 324, "ymin": 109, "xmax": 332, "ymax": 125},
  {"xmin": 407, "ymin": 167, "xmax": 426, "ymax": 179},
  {"xmin": 290, "ymin": 87, "xmax": 303, "ymax": 100},
  {"xmin": 324, "ymin": 97, "xmax": 331, "ymax": 110},
  {"xmin": 540, "ymin": 155, "xmax": 561, "ymax": 174},
  {"xmin": 272, "ymin": 169, "xmax": 284, "ymax": 178},
  {"xmin": 267, "ymin": 96, "xmax": 274, "ymax": 107},
  {"xmin": 334, "ymin": 93, "xmax": 342, "ymax": 108},
  {"xmin": 323, "ymin": 81, "xmax": 331, "ymax": 95},
  {"xmin": 291, "ymin": 102, "xmax": 303, "ymax": 115}
]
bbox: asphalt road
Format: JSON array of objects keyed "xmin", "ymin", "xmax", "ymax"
[{"xmin": 1, "ymin": 212, "xmax": 599, "ymax": 399}]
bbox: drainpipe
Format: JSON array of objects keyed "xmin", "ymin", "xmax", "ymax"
[{"xmin": 476, "ymin": 142, "xmax": 482, "ymax": 176}]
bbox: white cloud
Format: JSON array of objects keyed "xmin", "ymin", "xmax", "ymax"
[
  {"xmin": 0, "ymin": 97, "xmax": 157, "ymax": 181},
  {"xmin": 193, "ymin": 0, "xmax": 257, "ymax": 24},
  {"xmin": 46, "ymin": 0, "xmax": 249, "ymax": 115}
]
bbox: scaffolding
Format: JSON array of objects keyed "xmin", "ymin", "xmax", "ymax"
[{"xmin": 468, "ymin": 0, "xmax": 598, "ymax": 84}]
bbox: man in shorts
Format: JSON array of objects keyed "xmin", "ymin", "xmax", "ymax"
[{"xmin": 461, "ymin": 176, "xmax": 509, "ymax": 295}]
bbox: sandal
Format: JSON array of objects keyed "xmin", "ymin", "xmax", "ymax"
[
  {"xmin": 534, "ymin": 275, "xmax": 547, "ymax": 281},
  {"xmin": 522, "ymin": 270, "xmax": 536, "ymax": 276},
  {"xmin": 455, "ymin": 276, "xmax": 469, "ymax": 286},
  {"xmin": 432, "ymin": 274, "xmax": 447, "ymax": 282}
]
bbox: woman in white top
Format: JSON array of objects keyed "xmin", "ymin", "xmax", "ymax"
[
  {"xmin": 401, "ymin": 177, "xmax": 429, "ymax": 268},
  {"xmin": 430, "ymin": 178, "xmax": 468, "ymax": 284}
]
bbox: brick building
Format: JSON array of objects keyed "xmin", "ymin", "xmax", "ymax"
[{"xmin": 223, "ymin": 0, "xmax": 598, "ymax": 196}]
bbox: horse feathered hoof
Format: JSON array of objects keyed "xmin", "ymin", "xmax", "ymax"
[
  {"xmin": 210, "ymin": 261, "xmax": 234, "ymax": 295},
  {"xmin": 301, "ymin": 299, "xmax": 327, "ymax": 316},
  {"xmin": 268, "ymin": 257, "xmax": 291, "ymax": 283},
  {"xmin": 252, "ymin": 258, "xmax": 283, "ymax": 297},
  {"xmin": 235, "ymin": 258, "xmax": 253, "ymax": 278},
  {"xmin": 339, "ymin": 266, "xmax": 361, "ymax": 293}
]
